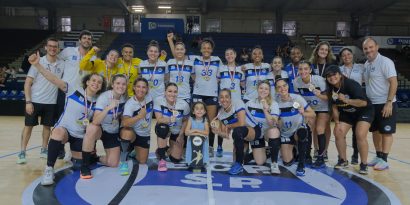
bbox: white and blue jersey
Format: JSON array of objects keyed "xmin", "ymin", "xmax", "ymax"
[
  {"xmin": 218, "ymin": 65, "xmax": 244, "ymax": 101},
  {"xmin": 243, "ymin": 63, "xmax": 271, "ymax": 101},
  {"xmin": 217, "ymin": 100, "xmax": 257, "ymax": 127},
  {"xmin": 293, "ymin": 75, "xmax": 328, "ymax": 112},
  {"xmin": 55, "ymin": 85, "xmax": 97, "ymax": 138},
  {"xmin": 167, "ymin": 58, "xmax": 194, "ymax": 100},
  {"xmin": 189, "ymin": 55, "xmax": 221, "ymax": 97},
  {"xmin": 283, "ymin": 63, "xmax": 298, "ymax": 93},
  {"xmin": 245, "ymin": 99, "xmax": 280, "ymax": 133},
  {"xmin": 154, "ymin": 97, "xmax": 190, "ymax": 135},
  {"xmin": 276, "ymin": 94, "xmax": 308, "ymax": 138},
  {"xmin": 139, "ymin": 60, "xmax": 168, "ymax": 99},
  {"xmin": 340, "ymin": 64, "xmax": 365, "ymax": 86},
  {"xmin": 94, "ymin": 90, "xmax": 127, "ymax": 134},
  {"xmin": 123, "ymin": 95, "xmax": 154, "ymax": 137}
]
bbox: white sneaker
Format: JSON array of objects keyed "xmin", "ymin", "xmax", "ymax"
[
  {"xmin": 271, "ymin": 162, "xmax": 281, "ymax": 174},
  {"xmin": 368, "ymin": 156, "xmax": 381, "ymax": 167},
  {"xmin": 63, "ymin": 151, "xmax": 72, "ymax": 163},
  {"xmin": 41, "ymin": 166, "xmax": 55, "ymax": 186},
  {"xmin": 374, "ymin": 160, "xmax": 389, "ymax": 171}
]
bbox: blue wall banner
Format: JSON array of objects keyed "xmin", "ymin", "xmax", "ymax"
[{"xmin": 141, "ymin": 18, "xmax": 184, "ymax": 40}]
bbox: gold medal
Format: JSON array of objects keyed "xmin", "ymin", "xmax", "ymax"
[
  {"xmin": 172, "ymin": 110, "xmax": 179, "ymax": 117},
  {"xmin": 332, "ymin": 91, "xmax": 339, "ymax": 101},
  {"xmin": 308, "ymin": 84, "xmax": 315, "ymax": 92},
  {"xmin": 292, "ymin": 102, "xmax": 300, "ymax": 109},
  {"xmin": 112, "ymin": 119, "xmax": 118, "ymax": 125},
  {"xmin": 141, "ymin": 121, "xmax": 149, "ymax": 128},
  {"xmin": 204, "ymin": 76, "xmax": 210, "ymax": 81},
  {"xmin": 82, "ymin": 119, "xmax": 90, "ymax": 126}
]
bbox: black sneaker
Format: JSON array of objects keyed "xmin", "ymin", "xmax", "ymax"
[
  {"xmin": 57, "ymin": 149, "xmax": 65, "ymax": 160},
  {"xmin": 283, "ymin": 158, "xmax": 295, "ymax": 167},
  {"xmin": 296, "ymin": 163, "xmax": 305, "ymax": 176},
  {"xmin": 312, "ymin": 157, "xmax": 326, "ymax": 169},
  {"xmin": 334, "ymin": 159, "xmax": 349, "ymax": 169},
  {"xmin": 305, "ymin": 155, "xmax": 313, "ymax": 165},
  {"xmin": 359, "ymin": 163, "xmax": 368, "ymax": 175},
  {"xmin": 351, "ymin": 155, "xmax": 359, "ymax": 165},
  {"xmin": 80, "ymin": 166, "xmax": 92, "ymax": 179}
]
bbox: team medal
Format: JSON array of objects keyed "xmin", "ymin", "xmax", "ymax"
[
  {"xmin": 172, "ymin": 110, "xmax": 179, "ymax": 117},
  {"xmin": 177, "ymin": 60, "xmax": 184, "ymax": 86},
  {"xmin": 204, "ymin": 76, "xmax": 210, "ymax": 81},
  {"xmin": 332, "ymin": 91, "xmax": 339, "ymax": 101},
  {"xmin": 308, "ymin": 84, "xmax": 315, "ymax": 92},
  {"xmin": 141, "ymin": 120, "xmax": 149, "ymax": 128},
  {"xmin": 203, "ymin": 58, "xmax": 211, "ymax": 81},
  {"xmin": 82, "ymin": 118, "xmax": 90, "ymax": 126},
  {"xmin": 149, "ymin": 62, "xmax": 158, "ymax": 89},
  {"xmin": 293, "ymin": 101, "xmax": 300, "ymax": 109},
  {"xmin": 83, "ymin": 89, "xmax": 92, "ymax": 126},
  {"xmin": 111, "ymin": 91, "xmax": 120, "ymax": 125}
]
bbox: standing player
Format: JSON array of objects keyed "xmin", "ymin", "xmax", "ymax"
[
  {"xmin": 217, "ymin": 48, "xmax": 245, "ymax": 157},
  {"xmin": 119, "ymin": 78, "xmax": 153, "ymax": 175},
  {"xmin": 309, "ymin": 41, "xmax": 336, "ymax": 77},
  {"xmin": 339, "ymin": 47, "xmax": 365, "ymax": 164},
  {"xmin": 27, "ymin": 52, "xmax": 106, "ymax": 185},
  {"xmin": 167, "ymin": 41, "xmax": 194, "ymax": 103},
  {"xmin": 80, "ymin": 74, "xmax": 127, "ymax": 179},
  {"xmin": 267, "ymin": 56, "xmax": 288, "ymax": 98},
  {"xmin": 284, "ymin": 46, "xmax": 304, "ymax": 93},
  {"xmin": 293, "ymin": 61, "xmax": 329, "ymax": 168},
  {"xmin": 139, "ymin": 41, "xmax": 169, "ymax": 100},
  {"xmin": 363, "ymin": 38, "xmax": 398, "ymax": 171},
  {"xmin": 17, "ymin": 38, "xmax": 64, "ymax": 164},
  {"xmin": 154, "ymin": 83, "xmax": 190, "ymax": 171},
  {"xmin": 324, "ymin": 66, "xmax": 373, "ymax": 174},
  {"xmin": 243, "ymin": 46, "xmax": 271, "ymax": 103},
  {"xmin": 275, "ymin": 78, "xmax": 316, "ymax": 176},
  {"xmin": 80, "ymin": 46, "xmax": 121, "ymax": 84}
]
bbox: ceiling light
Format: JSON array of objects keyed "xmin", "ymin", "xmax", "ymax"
[
  {"xmin": 131, "ymin": 5, "xmax": 144, "ymax": 9},
  {"xmin": 133, "ymin": 9, "xmax": 144, "ymax": 12},
  {"xmin": 158, "ymin": 5, "xmax": 171, "ymax": 9}
]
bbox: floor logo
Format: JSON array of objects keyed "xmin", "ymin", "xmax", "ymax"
[{"xmin": 23, "ymin": 154, "xmax": 401, "ymax": 205}]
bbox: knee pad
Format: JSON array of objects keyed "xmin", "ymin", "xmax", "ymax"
[
  {"xmin": 232, "ymin": 126, "xmax": 248, "ymax": 141},
  {"xmin": 155, "ymin": 123, "xmax": 170, "ymax": 139},
  {"xmin": 297, "ymin": 128, "xmax": 309, "ymax": 143}
]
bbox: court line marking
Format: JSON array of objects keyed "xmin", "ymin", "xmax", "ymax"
[
  {"xmin": 330, "ymin": 139, "xmax": 410, "ymax": 166},
  {"xmin": 207, "ymin": 159, "xmax": 216, "ymax": 205},
  {"xmin": 0, "ymin": 145, "xmax": 41, "ymax": 159}
]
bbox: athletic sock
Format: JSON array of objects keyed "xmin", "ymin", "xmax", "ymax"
[
  {"xmin": 381, "ymin": 152, "xmax": 389, "ymax": 162},
  {"xmin": 376, "ymin": 151, "xmax": 383, "ymax": 158},
  {"xmin": 82, "ymin": 151, "xmax": 92, "ymax": 168},
  {"xmin": 158, "ymin": 147, "xmax": 167, "ymax": 160},
  {"xmin": 317, "ymin": 134, "xmax": 326, "ymax": 156},
  {"xmin": 120, "ymin": 139, "xmax": 130, "ymax": 162},
  {"xmin": 47, "ymin": 139, "xmax": 63, "ymax": 167},
  {"xmin": 268, "ymin": 138, "xmax": 281, "ymax": 163}
]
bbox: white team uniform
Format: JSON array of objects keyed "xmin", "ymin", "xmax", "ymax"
[
  {"xmin": 217, "ymin": 100, "xmax": 257, "ymax": 127},
  {"xmin": 153, "ymin": 97, "xmax": 190, "ymax": 135},
  {"xmin": 55, "ymin": 85, "xmax": 97, "ymax": 138},
  {"xmin": 293, "ymin": 75, "xmax": 328, "ymax": 112},
  {"xmin": 219, "ymin": 65, "xmax": 244, "ymax": 101},
  {"xmin": 243, "ymin": 63, "xmax": 271, "ymax": 101},
  {"xmin": 94, "ymin": 90, "xmax": 127, "ymax": 134},
  {"xmin": 123, "ymin": 95, "xmax": 154, "ymax": 137},
  {"xmin": 340, "ymin": 64, "xmax": 365, "ymax": 85},
  {"xmin": 245, "ymin": 99, "xmax": 280, "ymax": 133},
  {"xmin": 276, "ymin": 94, "xmax": 308, "ymax": 139},
  {"xmin": 139, "ymin": 60, "xmax": 168, "ymax": 100},
  {"xmin": 167, "ymin": 58, "xmax": 194, "ymax": 100},
  {"xmin": 189, "ymin": 55, "xmax": 221, "ymax": 97}
]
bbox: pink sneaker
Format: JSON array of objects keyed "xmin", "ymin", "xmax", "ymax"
[{"xmin": 158, "ymin": 159, "xmax": 168, "ymax": 172}]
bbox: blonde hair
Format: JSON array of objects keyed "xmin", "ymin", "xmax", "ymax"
[{"xmin": 258, "ymin": 80, "xmax": 272, "ymax": 106}]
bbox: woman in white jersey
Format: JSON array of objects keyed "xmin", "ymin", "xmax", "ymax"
[
  {"xmin": 245, "ymin": 81, "xmax": 281, "ymax": 174},
  {"xmin": 211, "ymin": 89, "xmax": 261, "ymax": 175},
  {"xmin": 309, "ymin": 41, "xmax": 336, "ymax": 77},
  {"xmin": 28, "ymin": 52, "xmax": 106, "ymax": 185},
  {"xmin": 276, "ymin": 78, "xmax": 316, "ymax": 176},
  {"xmin": 243, "ymin": 46, "xmax": 271, "ymax": 103},
  {"xmin": 216, "ymin": 48, "xmax": 245, "ymax": 157},
  {"xmin": 339, "ymin": 47, "xmax": 365, "ymax": 165},
  {"xmin": 154, "ymin": 83, "xmax": 190, "ymax": 172},
  {"xmin": 80, "ymin": 74, "xmax": 127, "ymax": 179},
  {"xmin": 293, "ymin": 61, "xmax": 329, "ymax": 169},
  {"xmin": 119, "ymin": 77, "xmax": 154, "ymax": 175},
  {"xmin": 167, "ymin": 41, "xmax": 194, "ymax": 104},
  {"xmin": 139, "ymin": 40, "xmax": 169, "ymax": 100},
  {"xmin": 267, "ymin": 56, "xmax": 288, "ymax": 98}
]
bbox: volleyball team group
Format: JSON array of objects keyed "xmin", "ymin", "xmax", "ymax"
[{"xmin": 18, "ymin": 30, "xmax": 397, "ymax": 186}]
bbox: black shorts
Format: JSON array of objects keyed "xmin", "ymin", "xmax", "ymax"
[
  {"xmin": 339, "ymin": 106, "xmax": 374, "ymax": 126},
  {"xmin": 253, "ymin": 125, "xmax": 262, "ymax": 140},
  {"xmin": 280, "ymin": 135, "xmax": 296, "ymax": 145},
  {"xmin": 68, "ymin": 134, "xmax": 83, "ymax": 152},
  {"xmin": 315, "ymin": 111, "xmax": 329, "ymax": 115},
  {"xmin": 370, "ymin": 103, "xmax": 397, "ymax": 134},
  {"xmin": 250, "ymin": 138, "xmax": 265, "ymax": 149},
  {"xmin": 25, "ymin": 102, "xmax": 56, "ymax": 127},
  {"xmin": 169, "ymin": 133, "xmax": 180, "ymax": 142},
  {"xmin": 192, "ymin": 94, "xmax": 218, "ymax": 106},
  {"xmin": 100, "ymin": 130, "xmax": 120, "ymax": 149},
  {"xmin": 132, "ymin": 135, "xmax": 150, "ymax": 149}
]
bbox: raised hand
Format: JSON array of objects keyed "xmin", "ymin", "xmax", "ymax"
[{"xmin": 28, "ymin": 51, "xmax": 40, "ymax": 65}]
